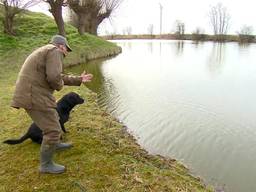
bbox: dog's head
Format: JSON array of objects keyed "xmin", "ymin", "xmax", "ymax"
[
  {"xmin": 58, "ymin": 92, "xmax": 85, "ymax": 108},
  {"xmin": 66, "ymin": 92, "xmax": 85, "ymax": 105}
]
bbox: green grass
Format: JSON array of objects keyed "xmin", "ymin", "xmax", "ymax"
[
  {"xmin": 0, "ymin": 10, "xmax": 121, "ymax": 66},
  {"xmin": 0, "ymin": 9, "xmax": 213, "ymax": 192}
]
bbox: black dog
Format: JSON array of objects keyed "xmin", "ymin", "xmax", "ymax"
[{"xmin": 3, "ymin": 92, "xmax": 84, "ymax": 145}]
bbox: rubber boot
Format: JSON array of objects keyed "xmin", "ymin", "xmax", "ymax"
[
  {"xmin": 40, "ymin": 144, "xmax": 65, "ymax": 174},
  {"xmin": 55, "ymin": 143, "xmax": 73, "ymax": 150}
]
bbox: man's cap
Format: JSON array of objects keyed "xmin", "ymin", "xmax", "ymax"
[{"xmin": 50, "ymin": 35, "xmax": 72, "ymax": 52}]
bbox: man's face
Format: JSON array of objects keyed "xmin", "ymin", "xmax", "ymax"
[{"xmin": 57, "ymin": 44, "xmax": 68, "ymax": 56}]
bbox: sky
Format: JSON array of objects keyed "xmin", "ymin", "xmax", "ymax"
[{"xmin": 30, "ymin": 0, "xmax": 256, "ymax": 35}]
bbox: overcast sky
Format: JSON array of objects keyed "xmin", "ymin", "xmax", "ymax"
[{"xmin": 30, "ymin": 0, "xmax": 256, "ymax": 35}]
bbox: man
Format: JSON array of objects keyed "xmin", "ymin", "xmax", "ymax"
[{"xmin": 11, "ymin": 35, "xmax": 93, "ymax": 174}]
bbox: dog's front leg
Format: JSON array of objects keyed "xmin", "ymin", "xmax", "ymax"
[{"xmin": 60, "ymin": 123, "xmax": 68, "ymax": 133}]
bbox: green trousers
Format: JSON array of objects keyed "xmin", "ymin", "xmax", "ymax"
[{"xmin": 26, "ymin": 108, "xmax": 61, "ymax": 145}]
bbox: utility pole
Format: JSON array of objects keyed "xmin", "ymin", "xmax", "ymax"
[{"xmin": 159, "ymin": 3, "xmax": 163, "ymax": 35}]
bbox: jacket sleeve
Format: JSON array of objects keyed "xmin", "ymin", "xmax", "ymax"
[
  {"xmin": 61, "ymin": 74, "xmax": 82, "ymax": 86},
  {"xmin": 45, "ymin": 48, "xmax": 64, "ymax": 91}
]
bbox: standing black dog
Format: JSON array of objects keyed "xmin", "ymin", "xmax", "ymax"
[{"xmin": 3, "ymin": 92, "xmax": 84, "ymax": 145}]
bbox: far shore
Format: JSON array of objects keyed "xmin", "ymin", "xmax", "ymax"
[{"xmin": 102, "ymin": 33, "xmax": 256, "ymax": 43}]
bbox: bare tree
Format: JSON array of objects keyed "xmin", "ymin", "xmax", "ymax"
[
  {"xmin": 0, "ymin": 0, "xmax": 40, "ymax": 35},
  {"xmin": 174, "ymin": 20, "xmax": 185, "ymax": 35},
  {"xmin": 209, "ymin": 3, "xmax": 230, "ymax": 35},
  {"xmin": 237, "ymin": 25, "xmax": 254, "ymax": 43},
  {"xmin": 125, "ymin": 26, "xmax": 132, "ymax": 35},
  {"xmin": 121, "ymin": 26, "xmax": 132, "ymax": 35},
  {"xmin": 68, "ymin": 0, "xmax": 122, "ymax": 35},
  {"xmin": 122, "ymin": 28, "xmax": 126, "ymax": 35},
  {"xmin": 43, "ymin": 0, "xmax": 68, "ymax": 36},
  {"xmin": 238, "ymin": 25, "xmax": 253, "ymax": 35},
  {"xmin": 192, "ymin": 27, "xmax": 206, "ymax": 41},
  {"xmin": 147, "ymin": 24, "xmax": 154, "ymax": 35},
  {"xmin": 192, "ymin": 27, "xmax": 205, "ymax": 35}
]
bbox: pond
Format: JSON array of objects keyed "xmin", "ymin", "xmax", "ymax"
[{"xmin": 68, "ymin": 40, "xmax": 256, "ymax": 192}]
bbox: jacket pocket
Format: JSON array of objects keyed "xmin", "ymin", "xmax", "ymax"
[
  {"xmin": 12, "ymin": 77, "xmax": 32, "ymax": 109},
  {"xmin": 31, "ymin": 85, "xmax": 57, "ymax": 109}
]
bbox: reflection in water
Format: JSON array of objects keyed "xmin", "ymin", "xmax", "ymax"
[
  {"xmin": 68, "ymin": 40, "xmax": 256, "ymax": 192},
  {"xmin": 238, "ymin": 43, "xmax": 251, "ymax": 55},
  {"xmin": 175, "ymin": 41, "xmax": 184, "ymax": 55},
  {"xmin": 238, "ymin": 42, "xmax": 251, "ymax": 48},
  {"xmin": 159, "ymin": 41, "xmax": 162, "ymax": 56},
  {"xmin": 168, "ymin": 40, "xmax": 185, "ymax": 56},
  {"xmin": 207, "ymin": 43, "xmax": 225, "ymax": 76},
  {"xmin": 67, "ymin": 57, "xmax": 121, "ymax": 113},
  {"xmin": 192, "ymin": 41, "xmax": 204, "ymax": 49},
  {"xmin": 147, "ymin": 42, "xmax": 153, "ymax": 54},
  {"xmin": 66, "ymin": 58, "xmax": 105, "ymax": 93},
  {"xmin": 98, "ymin": 78, "xmax": 121, "ymax": 114},
  {"xmin": 122, "ymin": 41, "xmax": 133, "ymax": 50}
]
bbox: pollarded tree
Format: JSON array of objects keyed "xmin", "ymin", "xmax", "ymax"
[
  {"xmin": 68, "ymin": 0, "xmax": 122, "ymax": 35},
  {"xmin": 0, "ymin": 0, "xmax": 40, "ymax": 35},
  {"xmin": 209, "ymin": 3, "xmax": 230, "ymax": 35}
]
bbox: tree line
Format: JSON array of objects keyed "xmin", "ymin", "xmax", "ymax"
[
  {"xmin": 118, "ymin": 3, "xmax": 254, "ymax": 43},
  {"xmin": 0, "ymin": 1, "xmax": 254, "ymax": 43},
  {"xmin": 0, "ymin": 0, "xmax": 122, "ymax": 36}
]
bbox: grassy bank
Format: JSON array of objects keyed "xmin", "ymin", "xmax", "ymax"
[
  {"xmin": 0, "ymin": 11, "xmax": 212, "ymax": 191},
  {"xmin": 0, "ymin": 11, "xmax": 121, "ymax": 71}
]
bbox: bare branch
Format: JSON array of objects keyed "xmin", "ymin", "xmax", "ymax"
[
  {"xmin": 208, "ymin": 3, "xmax": 230, "ymax": 35},
  {"xmin": 1, "ymin": 0, "xmax": 41, "ymax": 35}
]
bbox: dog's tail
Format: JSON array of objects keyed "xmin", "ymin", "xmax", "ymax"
[{"xmin": 3, "ymin": 133, "xmax": 29, "ymax": 145}]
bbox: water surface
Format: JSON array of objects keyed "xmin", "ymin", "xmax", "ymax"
[{"xmin": 68, "ymin": 40, "xmax": 256, "ymax": 192}]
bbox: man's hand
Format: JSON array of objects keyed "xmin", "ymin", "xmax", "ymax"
[{"xmin": 81, "ymin": 71, "xmax": 93, "ymax": 83}]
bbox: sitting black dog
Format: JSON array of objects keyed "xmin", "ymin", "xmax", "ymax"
[{"xmin": 3, "ymin": 92, "xmax": 84, "ymax": 145}]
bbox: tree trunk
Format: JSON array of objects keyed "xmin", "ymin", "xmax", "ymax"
[
  {"xmin": 48, "ymin": 0, "xmax": 66, "ymax": 37},
  {"xmin": 83, "ymin": 16, "xmax": 98, "ymax": 35},
  {"xmin": 3, "ymin": 14, "xmax": 15, "ymax": 35},
  {"xmin": 78, "ymin": 25, "xmax": 85, "ymax": 35},
  {"xmin": 68, "ymin": 0, "xmax": 114, "ymax": 36},
  {"xmin": 77, "ymin": 14, "xmax": 86, "ymax": 35},
  {"xmin": 90, "ymin": 19, "xmax": 98, "ymax": 35},
  {"xmin": 3, "ymin": 3, "xmax": 16, "ymax": 36},
  {"xmin": 77, "ymin": 13, "xmax": 95, "ymax": 35},
  {"xmin": 52, "ymin": 8, "xmax": 66, "ymax": 36}
]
